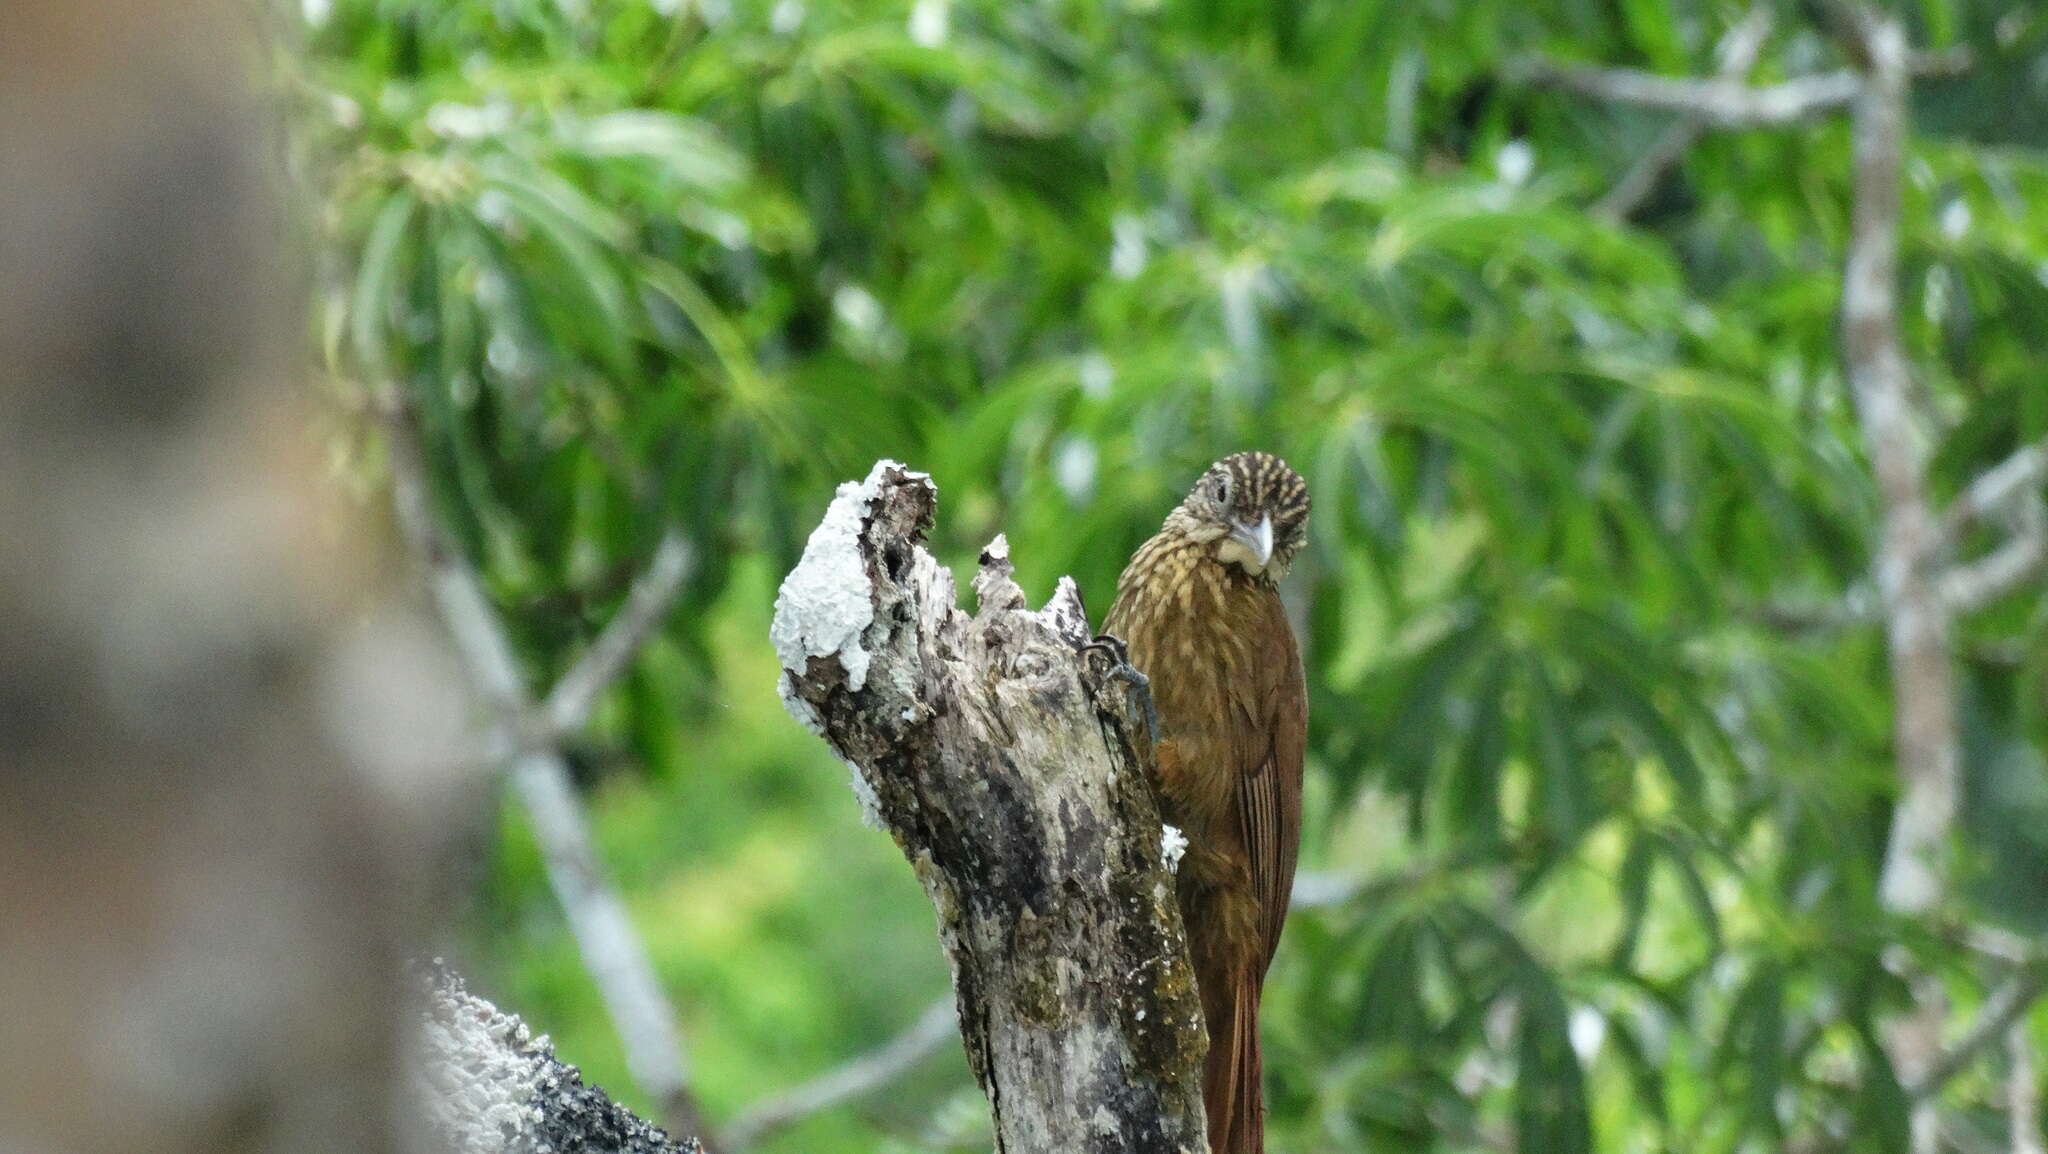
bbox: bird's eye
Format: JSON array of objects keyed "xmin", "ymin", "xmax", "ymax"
[{"xmin": 1213, "ymin": 475, "xmax": 1231, "ymax": 504}]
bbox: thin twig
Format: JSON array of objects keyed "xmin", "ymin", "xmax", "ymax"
[
  {"xmin": 1938, "ymin": 464, "xmax": 2048, "ymax": 617},
  {"xmin": 1941, "ymin": 524, "xmax": 2048, "ymax": 615},
  {"xmin": 1941, "ymin": 438, "xmax": 2048, "ymax": 546},
  {"xmin": 383, "ymin": 399, "xmax": 715, "ymax": 1148},
  {"xmin": 1596, "ymin": 7, "xmax": 1774, "ymax": 219},
  {"xmin": 1935, "ymin": 442, "xmax": 2048, "ymax": 614},
  {"xmin": 1907, "ymin": 963, "xmax": 2048, "ymax": 1100},
  {"xmin": 723, "ymin": 997, "xmax": 960, "ymax": 1151},
  {"xmin": 1968, "ymin": 927, "xmax": 2042, "ymax": 966},
  {"xmin": 1748, "ymin": 531, "xmax": 2044, "ymax": 637},
  {"xmin": 543, "ymin": 526, "xmax": 694, "ymax": 736},
  {"xmin": 1290, "ymin": 870, "xmax": 1364, "ymax": 909},
  {"xmin": 1743, "ymin": 585, "xmax": 1881, "ymax": 634},
  {"xmin": 1525, "ymin": 61, "xmax": 1860, "ymax": 125},
  {"xmin": 1289, "ymin": 844, "xmax": 1529, "ymax": 911},
  {"xmin": 2014, "ymin": 1019, "xmax": 2046, "ymax": 1154},
  {"xmin": 1522, "ymin": 49, "xmax": 1968, "ymax": 130}
]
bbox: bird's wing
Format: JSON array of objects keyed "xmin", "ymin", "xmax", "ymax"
[{"xmin": 1239, "ymin": 590, "xmax": 1306, "ymax": 973}]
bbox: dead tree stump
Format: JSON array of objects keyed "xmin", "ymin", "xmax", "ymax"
[{"xmin": 771, "ymin": 461, "xmax": 1209, "ymax": 1154}]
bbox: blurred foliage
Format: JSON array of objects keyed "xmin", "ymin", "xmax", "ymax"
[{"xmin": 289, "ymin": 0, "xmax": 2048, "ymax": 1151}]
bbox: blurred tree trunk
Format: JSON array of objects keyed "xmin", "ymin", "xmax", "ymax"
[{"xmin": 0, "ymin": 3, "xmax": 465, "ymax": 1150}]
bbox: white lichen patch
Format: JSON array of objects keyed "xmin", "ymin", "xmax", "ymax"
[
  {"xmin": 412, "ymin": 967, "xmax": 545, "ymax": 1153},
  {"xmin": 777, "ymin": 674, "xmax": 825, "ymax": 735},
  {"xmin": 1159, "ymin": 824, "xmax": 1188, "ymax": 873},
  {"xmin": 846, "ymin": 758, "xmax": 885, "ymax": 829},
  {"xmin": 770, "ymin": 460, "xmax": 910, "ymax": 693}
]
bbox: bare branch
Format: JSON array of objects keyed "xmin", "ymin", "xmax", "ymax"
[
  {"xmin": 1888, "ymin": 960, "xmax": 1955, "ymax": 1154},
  {"xmin": 2007, "ymin": 1020, "xmax": 2039, "ymax": 1154},
  {"xmin": 543, "ymin": 527, "xmax": 694, "ymax": 736},
  {"xmin": 1931, "ymin": 442, "xmax": 2048, "ymax": 615},
  {"xmin": 384, "ymin": 402, "xmax": 713, "ymax": 1148},
  {"xmin": 1596, "ymin": 7, "xmax": 1774, "ymax": 219},
  {"xmin": 1757, "ymin": 510, "xmax": 2044, "ymax": 632},
  {"xmin": 1941, "ymin": 524, "xmax": 2048, "ymax": 615},
  {"xmin": 2012, "ymin": 1020, "xmax": 2045, "ymax": 1154},
  {"xmin": 1942, "ymin": 438, "xmax": 2048, "ymax": 545},
  {"xmin": 1524, "ymin": 61, "xmax": 1860, "ymax": 126},
  {"xmin": 1711, "ymin": 8, "xmax": 1778, "ymax": 76},
  {"xmin": 1291, "ymin": 870, "xmax": 1364, "ymax": 910},
  {"xmin": 1907, "ymin": 963, "xmax": 2048, "ymax": 1100},
  {"xmin": 723, "ymin": 997, "xmax": 959, "ymax": 1152},
  {"xmin": 1967, "ymin": 926, "xmax": 2041, "ymax": 966},
  {"xmin": 1743, "ymin": 585, "xmax": 1882, "ymax": 634},
  {"xmin": 1822, "ymin": 18, "xmax": 2014, "ymax": 1149},
  {"xmin": 1523, "ymin": 48, "xmax": 1967, "ymax": 130},
  {"xmin": 1748, "ymin": 524, "xmax": 2044, "ymax": 639}
]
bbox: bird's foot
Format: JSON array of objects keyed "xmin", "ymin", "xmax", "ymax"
[
  {"xmin": 1082, "ymin": 631, "xmax": 1130, "ymax": 666},
  {"xmin": 1083, "ymin": 632, "xmax": 1159, "ymax": 748}
]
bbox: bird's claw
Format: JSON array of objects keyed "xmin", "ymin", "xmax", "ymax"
[
  {"xmin": 1084, "ymin": 633, "xmax": 1159, "ymax": 748},
  {"xmin": 1082, "ymin": 632, "xmax": 1130, "ymax": 666}
]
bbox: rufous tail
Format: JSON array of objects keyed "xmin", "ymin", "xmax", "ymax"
[{"xmin": 1201, "ymin": 967, "xmax": 1264, "ymax": 1154}]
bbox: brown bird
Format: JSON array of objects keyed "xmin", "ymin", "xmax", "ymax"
[{"xmin": 1104, "ymin": 451, "xmax": 1309, "ymax": 1154}]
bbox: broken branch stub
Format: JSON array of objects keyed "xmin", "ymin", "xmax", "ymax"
[{"xmin": 771, "ymin": 461, "xmax": 1208, "ymax": 1154}]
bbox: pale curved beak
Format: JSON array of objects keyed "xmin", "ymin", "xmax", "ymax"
[{"xmin": 1230, "ymin": 513, "xmax": 1274, "ymax": 567}]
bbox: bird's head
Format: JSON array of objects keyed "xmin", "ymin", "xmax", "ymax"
[{"xmin": 1171, "ymin": 451, "xmax": 1310, "ymax": 579}]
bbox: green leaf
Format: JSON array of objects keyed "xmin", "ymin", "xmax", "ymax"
[
  {"xmin": 1611, "ymin": 833, "xmax": 1652, "ymax": 970},
  {"xmin": 563, "ymin": 110, "xmax": 746, "ymax": 191},
  {"xmin": 349, "ymin": 189, "xmax": 418, "ymax": 378},
  {"xmin": 477, "ymin": 158, "xmax": 636, "ymax": 373},
  {"xmin": 1649, "ymin": 830, "xmax": 1724, "ymax": 958},
  {"xmin": 1524, "ymin": 655, "xmax": 1592, "ymax": 844},
  {"xmin": 1596, "ymin": 676, "xmax": 1705, "ymax": 806},
  {"xmin": 1446, "ymin": 652, "xmax": 1509, "ymax": 843},
  {"xmin": 1356, "ymin": 915, "xmax": 1428, "ymax": 1045},
  {"xmin": 1383, "ymin": 614, "xmax": 1491, "ymax": 828},
  {"xmin": 1603, "ymin": 1014, "xmax": 1670, "ymax": 1129},
  {"xmin": 1514, "ymin": 980, "xmax": 1592, "ymax": 1154}
]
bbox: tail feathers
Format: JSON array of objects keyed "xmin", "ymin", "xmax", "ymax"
[{"xmin": 1201, "ymin": 970, "xmax": 1264, "ymax": 1154}]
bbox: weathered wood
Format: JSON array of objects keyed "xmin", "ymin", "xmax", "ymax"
[
  {"xmin": 771, "ymin": 461, "xmax": 1209, "ymax": 1154},
  {"xmin": 413, "ymin": 965, "xmax": 702, "ymax": 1154}
]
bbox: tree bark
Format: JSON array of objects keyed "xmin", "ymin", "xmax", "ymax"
[
  {"xmin": 1832, "ymin": 12, "xmax": 1961, "ymax": 1153},
  {"xmin": 413, "ymin": 965, "xmax": 702, "ymax": 1154},
  {"xmin": 771, "ymin": 461, "xmax": 1210, "ymax": 1154},
  {"xmin": 1837, "ymin": 8, "xmax": 1959, "ymax": 922}
]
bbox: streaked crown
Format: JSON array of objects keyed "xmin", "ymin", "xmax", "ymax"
[{"xmin": 1176, "ymin": 451, "xmax": 1310, "ymax": 578}]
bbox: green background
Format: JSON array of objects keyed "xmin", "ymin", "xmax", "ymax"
[{"xmin": 290, "ymin": 1, "xmax": 2048, "ymax": 1150}]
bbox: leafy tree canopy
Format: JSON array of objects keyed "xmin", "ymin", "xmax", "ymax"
[{"xmin": 292, "ymin": 2, "xmax": 2048, "ymax": 1151}]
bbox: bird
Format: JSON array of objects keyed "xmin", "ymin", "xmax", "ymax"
[{"xmin": 1103, "ymin": 451, "xmax": 1309, "ymax": 1154}]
